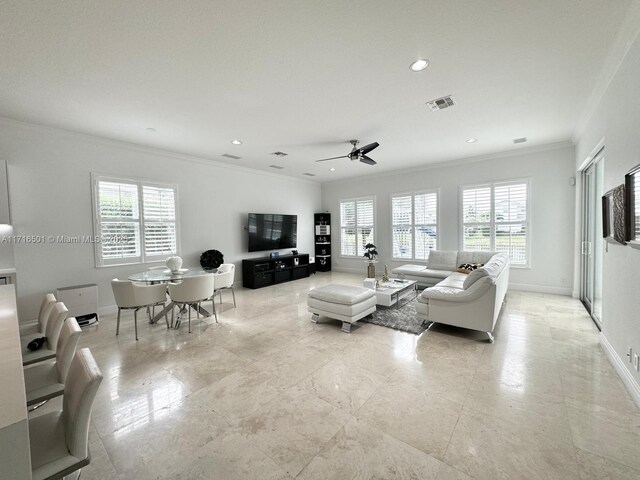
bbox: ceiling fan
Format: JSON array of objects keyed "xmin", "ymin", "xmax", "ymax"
[{"xmin": 315, "ymin": 139, "xmax": 380, "ymax": 166}]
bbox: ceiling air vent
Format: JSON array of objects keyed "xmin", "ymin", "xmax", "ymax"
[
  {"xmin": 269, "ymin": 165, "xmax": 284, "ymax": 170},
  {"xmin": 513, "ymin": 137, "xmax": 527, "ymax": 144},
  {"xmin": 221, "ymin": 153, "xmax": 241, "ymax": 160},
  {"xmin": 270, "ymin": 151, "xmax": 288, "ymax": 157},
  {"xmin": 426, "ymin": 95, "xmax": 455, "ymax": 111},
  {"xmin": 303, "ymin": 173, "xmax": 316, "ymax": 177}
]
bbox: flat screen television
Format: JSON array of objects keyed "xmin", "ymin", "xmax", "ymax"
[{"xmin": 248, "ymin": 213, "xmax": 297, "ymax": 252}]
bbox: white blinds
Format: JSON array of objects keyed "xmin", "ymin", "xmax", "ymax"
[
  {"xmin": 463, "ymin": 187, "xmax": 491, "ymax": 224},
  {"xmin": 143, "ymin": 186, "xmax": 177, "ymax": 257},
  {"xmin": 462, "ymin": 182, "xmax": 529, "ymax": 264},
  {"xmin": 494, "ymin": 183, "xmax": 528, "ymax": 265},
  {"xmin": 340, "ymin": 198, "xmax": 374, "ymax": 257},
  {"xmin": 392, "ymin": 192, "xmax": 438, "ymax": 259},
  {"xmin": 94, "ymin": 177, "xmax": 178, "ymax": 266}
]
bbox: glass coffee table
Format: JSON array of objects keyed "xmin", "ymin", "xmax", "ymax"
[{"xmin": 364, "ymin": 278, "xmax": 418, "ymax": 309}]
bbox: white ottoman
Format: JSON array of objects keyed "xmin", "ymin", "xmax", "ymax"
[{"xmin": 307, "ymin": 284, "xmax": 377, "ymax": 333}]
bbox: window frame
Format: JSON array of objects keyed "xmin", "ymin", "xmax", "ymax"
[
  {"xmin": 459, "ymin": 178, "xmax": 531, "ymax": 268},
  {"xmin": 339, "ymin": 195, "xmax": 376, "ymax": 258},
  {"xmin": 390, "ymin": 189, "xmax": 440, "ymax": 261},
  {"xmin": 91, "ymin": 173, "xmax": 180, "ymax": 267}
]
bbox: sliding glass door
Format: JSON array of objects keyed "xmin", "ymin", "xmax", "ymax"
[{"xmin": 581, "ymin": 153, "xmax": 604, "ymax": 327}]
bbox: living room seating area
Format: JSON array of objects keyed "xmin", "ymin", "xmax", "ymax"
[{"xmin": 34, "ymin": 271, "xmax": 640, "ymax": 479}]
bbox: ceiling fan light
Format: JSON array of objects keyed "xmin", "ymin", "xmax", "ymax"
[{"xmin": 409, "ymin": 59, "xmax": 429, "ymax": 72}]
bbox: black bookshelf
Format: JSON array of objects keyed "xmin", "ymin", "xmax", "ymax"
[{"xmin": 314, "ymin": 213, "xmax": 331, "ymax": 272}]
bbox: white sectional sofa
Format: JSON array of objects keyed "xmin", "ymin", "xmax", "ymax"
[{"xmin": 392, "ymin": 251, "xmax": 509, "ymax": 342}]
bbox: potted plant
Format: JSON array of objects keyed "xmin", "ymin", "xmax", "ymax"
[
  {"xmin": 200, "ymin": 249, "xmax": 224, "ymax": 270},
  {"xmin": 363, "ymin": 243, "xmax": 378, "ymax": 278}
]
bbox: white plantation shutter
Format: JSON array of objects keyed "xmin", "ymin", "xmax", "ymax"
[
  {"xmin": 392, "ymin": 195, "xmax": 412, "ymax": 259},
  {"xmin": 461, "ymin": 181, "xmax": 529, "ymax": 265},
  {"xmin": 392, "ymin": 192, "xmax": 438, "ymax": 260},
  {"xmin": 143, "ymin": 185, "xmax": 177, "ymax": 257},
  {"xmin": 93, "ymin": 176, "xmax": 178, "ymax": 266},
  {"xmin": 414, "ymin": 192, "xmax": 437, "ymax": 259},
  {"xmin": 340, "ymin": 197, "xmax": 375, "ymax": 257},
  {"xmin": 494, "ymin": 183, "xmax": 527, "ymax": 265}
]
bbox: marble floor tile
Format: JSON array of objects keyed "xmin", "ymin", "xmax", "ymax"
[
  {"xmin": 64, "ymin": 275, "xmax": 640, "ymax": 479},
  {"xmin": 163, "ymin": 431, "xmax": 294, "ymax": 480},
  {"xmin": 187, "ymin": 362, "xmax": 287, "ymax": 425},
  {"xmin": 297, "ymin": 417, "xmax": 442, "ymax": 480},
  {"xmin": 299, "ymin": 358, "xmax": 387, "ymax": 414},
  {"xmin": 444, "ymin": 408, "xmax": 581, "ymax": 480},
  {"xmin": 565, "ymin": 398, "xmax": 640, "ymax": 471},
  {"xmin": 239, "ymin": 385, "xmax": 352, "ymax": 476},
  {"xmin": 575, "ymin": 448, "xmax": 640, "ymax": 480},
  {"xmin": 357, "ymin": 381, "xmax": 463, "ymax": 459}
]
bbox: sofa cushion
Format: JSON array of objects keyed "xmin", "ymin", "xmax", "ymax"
[
  {"xmin": 426, "ymin": 251, "xmax": 458, "ymax": 271},
  {"xmin": 420, "ymin": 276, "xmax": 493, "ymax": 302},
  {"xmin": 391, "ymin": 264, "xmax": 427, "ymax": 275},
  {"xmin": 462, "ymin": 253, "xmax": 509, "ymax": 289},
  {"xmin": 391, "ymin": 266, "xmax": 450, "ymax": 280},
  {"xmin": 308, "ymin": 284, "xmax": 375, "ymax": 305},
  {"xmin": 457, "ymin": 251, "xmax": 497, "ymax": 266},
  {"xmin": 436, "ymin": 272, "xmax": 467, "ymax": 290}
]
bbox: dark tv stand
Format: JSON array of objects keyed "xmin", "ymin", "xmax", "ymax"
[{"xmin": 242, "ymin": 253, "xmax": 310, "ymax": 289}]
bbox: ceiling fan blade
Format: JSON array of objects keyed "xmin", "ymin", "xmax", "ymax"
[
  {"xmin": 359, "ymin": 155, "xmax": 377, "ymax": 166},
  {"xmin": 315, "ymin": 155, "xmax": 347, "ymax": 162},
  {"xmin": 358, "ymin": 142, "xmax": 379, "ymax": 155}
]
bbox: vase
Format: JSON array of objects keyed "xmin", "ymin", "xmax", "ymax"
[
  {"xmin": 166, "ymin": 256, "xmax": 183, "ymax": 272},
  {"xmin": 367, "ymin": 261, "xmax": 376, "ymax": 279}
]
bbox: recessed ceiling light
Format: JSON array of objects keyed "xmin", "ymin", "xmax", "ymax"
[
  {"xmin": 146, "ymin": 127, "xmax": 156, "ymax": 132},
  {"xmin": 409, "ymin": 59, "xmax": 429, "ymax": 72},
  {"xmin": 330, "ymin": 168, "xmax": 336, "ymax": 172},
  {"xmin": 466, "ymin": 138, "xmax": 477, "ymax": 143},
  {"xmin": 231, "ymin": 139, "xmax": 242, "ymax": 145},
  {"xmin": 513, "ymin": 137, "xmax": 527, "ymax": 144}
]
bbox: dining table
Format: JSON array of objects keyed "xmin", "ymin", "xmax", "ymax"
[{"xmin": 128, "ymin": 267, "xmax": 214, "ymax": 326}]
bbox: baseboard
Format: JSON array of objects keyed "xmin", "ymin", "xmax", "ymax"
[
  {"xmin": 509, "ymin": 283, "xmax": 572, "ymax": 296},
  {"xmin": 98, "ymin": 304, "xmax": 118, "ymax": 316},
  {"xmin": 599, "ymin": 333, "xmax": 640, "ymax": 408}
]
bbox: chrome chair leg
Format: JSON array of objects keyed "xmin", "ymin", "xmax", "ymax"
[
  {"xmin": 188, "ymin": 304, "xmax": 192, "ymax": 333},
  {"xmin": 231, "ymin": 287, "xmax": 236, "ymax": 308},
  {"xmin": 134, "ymin": 308, "xmax": 139, "ymax": 341},
  {"xmin": 116, "ymin": 308, "xmax": 121, "ymax": 336}
]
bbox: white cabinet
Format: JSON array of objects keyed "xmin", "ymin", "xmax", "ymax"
[{"xmin": 56, "ymin": 284, "xmax": 99, "ymax": 326}]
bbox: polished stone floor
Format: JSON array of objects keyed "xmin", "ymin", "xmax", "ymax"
[{"xmin": 31, "ymin": 272, "xmax": 640, "ymax": 479}]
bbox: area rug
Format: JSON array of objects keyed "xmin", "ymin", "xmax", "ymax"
[{"xmin": 363, "ymin": 299, "xmax": 429, "ymax": 335}]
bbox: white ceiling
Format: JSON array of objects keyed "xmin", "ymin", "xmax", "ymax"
[{"xmin": 0, "ymin": 1, "xmax": 632, "ymax": 181}]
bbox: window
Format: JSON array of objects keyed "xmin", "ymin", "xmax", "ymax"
[
  {"xmin": 92, "ymin": 175, "xmax": 178, "ymax": 266},
  {"xmin": 462, "ymin": 180, "xmax": 529, "ymax": 266},
  {"xmin": 392, "ymin": 191, "xmax": 438, "ymax": 259},
  {"xmin": 340, "ymin": 197, "xmax": 375, "ymax": 256}
]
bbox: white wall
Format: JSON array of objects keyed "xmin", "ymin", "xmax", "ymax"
[
  {"xmin": 574, "ymin": 8, "xmax": 640, "ymax": 394},
  {"xmin": 321, "ymin": 144, "xmax": 576, "ymax": 294},
  {"xmin": 0, "ymin": 119, "xmax": 321, "ymax": 320}
]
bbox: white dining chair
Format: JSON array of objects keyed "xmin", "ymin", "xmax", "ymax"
[
  {"xmin": 28, "ymin": 348, "xmax": 103, "ymax": 480},
  {"xmin": 214, "ymin": 263, "xmax": 236, "ymax": 308},
  {"xmin": 168, "ymin": 274, "xmax": 215, "ymax": 332},
  {"xmin": 20, "ymin": 293, "xmax": 57, "ymax": 339},
  {"xmin": 22, "ymin": 302, "xmax": 69, "ymax": 366},
  {"xmin": 111, "ymin": 279, "xmax": 169, "ymax": 341},
  {"xmin": 24, "ymin": 317, "xmax": 82, "ymax": 408}
]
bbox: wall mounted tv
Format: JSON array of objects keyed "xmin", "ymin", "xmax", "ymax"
[{"xmin": 248, "ymin": 213, "xmax": 297, "ymax": 252}]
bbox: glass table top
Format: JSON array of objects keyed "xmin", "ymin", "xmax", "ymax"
[{"xmin": 128, "ymin": 268, "xmax": 214, "ymax": 283}]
